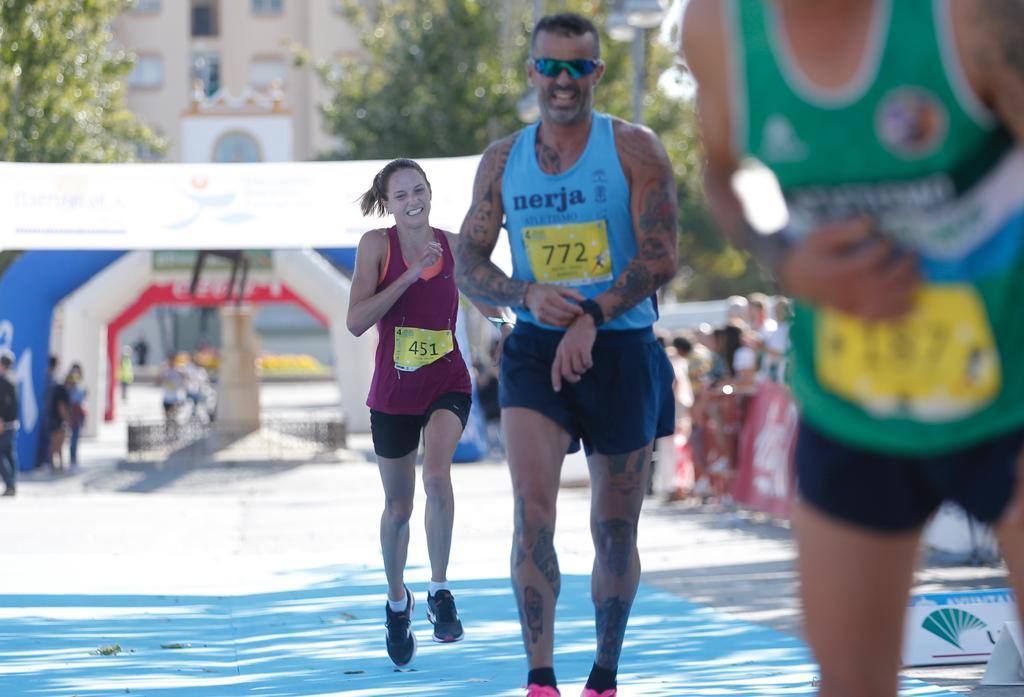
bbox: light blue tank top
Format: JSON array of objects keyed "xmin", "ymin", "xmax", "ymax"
[{"xmin": 502, "ymin": 112, "xmax": 657, "ymax": 331}]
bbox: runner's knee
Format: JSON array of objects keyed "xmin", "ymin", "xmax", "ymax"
[
  {"xmin": 421, "ymin": 468, "xmax": 452, "ymax": 500},
  {"xmin": 514, "ymin": 497, "xmax": 556, "ymax": 544},
  {"xmin": 593, "ymin": 517, "xmax": 637, "ymax": 575},
  {"xmin": 383, "ymin": 496, "xmax": 414, "ymax": 525}
]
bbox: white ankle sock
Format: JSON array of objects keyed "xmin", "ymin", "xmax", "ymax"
[
  {"xmin": 428, "ymin": 581, "xmax": 450, "ymax": 596},
  {"xmin": 387, "ymin": 591, "xmax": 407, "ymax": 612}
]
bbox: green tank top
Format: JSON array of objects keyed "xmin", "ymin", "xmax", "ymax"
[{"xmin": 730, "ymin": 0, "xmax": 1024, "ymax": 455}]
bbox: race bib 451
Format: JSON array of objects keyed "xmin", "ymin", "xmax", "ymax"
[
  {"xmin": 523, "ymin": 220, "xmax": 612, "ymax": 286},
  {"xmin": 394, "ymin": 327, "xmax": 453, "ymax": 372},
  {"xmin": 815, "ymin": 284, "xmax": 1001, "ymax": 422}
]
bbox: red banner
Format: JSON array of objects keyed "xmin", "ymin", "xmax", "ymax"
[{"xmin": 730, "ymin": 382, "xmax": 799, "ymax": 519}]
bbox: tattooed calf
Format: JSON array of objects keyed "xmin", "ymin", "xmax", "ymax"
[
  {"xmin": 595, "ymin": 597, "xmax": 632, "ymax": 668},
  {"xmin": 525, "ymin": 586, "xmax": 544, "ymax": 643},
  {"xmin": 597, "ymin": 518, "xmax": 635, "ymax": 577},
  {"xmin": 532, "ymin": 526, "xmax": 561, "ymax": 594}
]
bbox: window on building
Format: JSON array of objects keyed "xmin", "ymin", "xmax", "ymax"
[
  {"xmin": 130, "ymin": 0, "xmax": 161, "ymax": 14},
  {"xmin": 191, "ymin": 0, "xmax": 218, "ymax": 37},
  {"xmin": 128, "ymin": 55, "xmax": 164, "ymax": 89},
  {"xmin": 213, "ymin": 132, "xmax": 262, "ymax": 163},
  {"xmin": 249, "ymin": 57, "xmax": 286, "ymax": 88},
  {"xmin": 252, "ymin": 0, "xmax": 283, "ymax": 15},
  {"xmin": 192, "ymin": 52, "xmax": 221, "ymax": 96}
]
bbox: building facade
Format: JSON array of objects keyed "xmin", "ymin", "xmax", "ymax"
[{"xmin": 114, "ymin": 0, "xmax": 363, "ymax": 162}]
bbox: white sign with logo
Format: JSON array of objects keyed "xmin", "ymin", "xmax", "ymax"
[{"xmin": 902, "ymin": 589, "xmax": 1018, "ymax": 666}]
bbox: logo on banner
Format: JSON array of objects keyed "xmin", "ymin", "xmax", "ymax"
[
  {"xmin": 922, "ymin": 608, "xmax": 987, "ymax": 650},
  {"xmin": 166, "ymin": 176, "xmax": 255, "ymax": 230}
]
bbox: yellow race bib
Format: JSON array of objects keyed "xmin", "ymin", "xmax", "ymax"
[
  {"xmin": 394, "ymin": 327, "xmax": 454, "ymax": 372},
  {"xmin": 523, "ymin": 220, "xmax": 612, "ymax": 285},
  {"xmin": 815, "ymin": 285, "xmax": 1001, "ymax": 421}
]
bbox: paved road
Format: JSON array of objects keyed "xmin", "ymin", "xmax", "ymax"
[{"xmin": 0, "ymin": 382, "xmax": 1015, "ymax": 696}]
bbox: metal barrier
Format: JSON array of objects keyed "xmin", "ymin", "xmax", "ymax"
[{"xmin": 126, "ymin": 414, "xmax": 347, "ymax": 459}]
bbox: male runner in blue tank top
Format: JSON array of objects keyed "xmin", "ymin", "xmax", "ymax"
[{"xmin": 456, "ymin": 13, "xmax": 678, "ymax": 697}]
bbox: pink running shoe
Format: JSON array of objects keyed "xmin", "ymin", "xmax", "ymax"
[
  {"xmin": 525, "ymin": 685, "xmax": 561, "ymax": 697},
  {"xmin": 580, "ymin": 690, "xmax": 616, "ymax": 697}
]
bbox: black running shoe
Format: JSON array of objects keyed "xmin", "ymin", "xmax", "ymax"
[
  {"xmin": 426, "ymin": 589, "xmax": 464, "ymax": 643},
  {"xmin": 385, "ymin": 586, "xmax": 416, "ymax": 666}
]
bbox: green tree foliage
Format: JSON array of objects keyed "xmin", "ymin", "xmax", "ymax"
[
  {"xmin": 0, "ymin": 0, "xmax": 164, "ymax": 275},
  {"xmin": 0, "ymin": 0, "xmax": 164, "ymax": 163},
  {"xmin": 310, "ymin": 0, "xmax": 771, "ymax": 298},
  {"xmin": 307, "ymin": 0, "xmax": 532, "ymax": 159}
]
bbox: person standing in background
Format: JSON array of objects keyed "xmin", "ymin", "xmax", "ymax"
[
  {"xmin": 0, "ymin": 350, "xmax": 19, "ymax": 496},
  {"xmin": 67, "ymin": 363, "xmax": 87, "ymax": 468},
  {"xmin": 119, "ymin": 346, "xmax": 134, "ymax": 401}
]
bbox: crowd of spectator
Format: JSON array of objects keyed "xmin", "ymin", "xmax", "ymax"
[{"xmin": 656, "ymin": 293, "xmax": 792, "ymax": 503}]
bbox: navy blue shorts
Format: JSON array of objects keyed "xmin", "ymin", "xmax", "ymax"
[
  {"xmin": 499, "ymin": 322, "xmax": 675, "ymax": 455},
  {"xmin": 796, "ymin": 421, "xmax": 1024, "ymax": 532}
]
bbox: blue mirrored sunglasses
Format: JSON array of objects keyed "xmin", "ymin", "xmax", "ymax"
[{"xmin": 532, "ymin": 58, "xmax": 602, "ymax": 79}]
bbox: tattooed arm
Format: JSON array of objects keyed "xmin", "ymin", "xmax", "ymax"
[
  {"xmin": 456, "ymin": 135, "xmax": 586, "ymax": 327},
  {"xmin": 455, "ymin": 135, "xmax": 525, "ymax": 306},
  {"xmin": 604, "ymin": 120, "xmax": 679, "ymax": 320},
  {"xmin": 548, "ymin": 122, "xmax": 678, "ymax": 392}
]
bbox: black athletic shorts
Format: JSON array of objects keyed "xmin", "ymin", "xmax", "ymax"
[
  {"xmin": 795, "ymin": 421, "xmax": 1024, "ymax": 532},
  {"xmin": 369, "ymin": 391, "xmax": 471, "ymax": 459}
]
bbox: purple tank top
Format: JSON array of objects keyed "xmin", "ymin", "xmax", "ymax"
[{"xmin": 367, "ymin": 226, "xmax": 471, "ymax": 414}]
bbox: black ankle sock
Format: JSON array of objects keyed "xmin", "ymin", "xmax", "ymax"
[
  {"xmin": 527, "ymin": 667, "xmax": 557, "ymax": 689},
  {"xmin": 585, "ymin": 663, "xmax": 617, "ymax": 692}
]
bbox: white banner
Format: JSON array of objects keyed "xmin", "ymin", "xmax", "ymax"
[{"xmin": 0, "ymin": 156, "xmax": 481, "ymax": 250}]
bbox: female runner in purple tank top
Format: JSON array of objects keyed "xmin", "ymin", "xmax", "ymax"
[{"xmin": 347, "ymin": 159, "xmax": 510, "ymax": 667}]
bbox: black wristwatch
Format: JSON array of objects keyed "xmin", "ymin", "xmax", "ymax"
[{"xmin": 579, "ymin": 299, "xmax": 605, "ymax": 327}]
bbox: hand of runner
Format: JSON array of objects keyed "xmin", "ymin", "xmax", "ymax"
[
  {"xmin": 525, "ymin": 283, "xmax": 586, "ymax": 327},
  {"xmin": 405, "ymin": 241, "xmax": 443, "ymax": 278},
  {"xmin": 491, "ymin": 322, "xmax": 513, "ymax": 366},
  {"xmin": 778, "ymin": 218, "xmax": 920, "ymax": 320},
  {"xmin": 550, "ymin": 315, "xmax": 596, "ymax": 392}
]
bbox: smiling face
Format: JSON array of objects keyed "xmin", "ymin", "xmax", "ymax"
[
  {"xmin": 528, "ymin": 29, "xmax": 603, "ymax": 126},
  {"xmin": 385, "ymin": 167, "xmax": 432, "ymax": 225}
]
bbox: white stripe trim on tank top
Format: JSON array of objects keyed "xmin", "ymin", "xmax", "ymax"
[
  {"xmin": 723, "ymin": 0, "xmax": 749, "ymax": 156},
  {"xmin": 934, "ymin": 0, "xmax": 996, "ymax": 129},
  {"xmin": 767, "ymin": 0, "xmax": 891, "ymax": 108}
]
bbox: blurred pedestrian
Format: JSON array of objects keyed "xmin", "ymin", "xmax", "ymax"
[
  {"xmin": 119, "ymin": 345, "xmax": 134, "ymax": 401},
  {"xmin": 67, "ymin": 363, "xmax": 87, "ymax": 468},
  {"xmin": 0, "ymin": 350, "xmax": 18, "ymax": 496}
]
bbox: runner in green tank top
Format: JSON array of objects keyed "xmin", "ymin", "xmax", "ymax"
[{"xmin": 683, "ymin": 1, "xmax": 1024, "ymax": 695}]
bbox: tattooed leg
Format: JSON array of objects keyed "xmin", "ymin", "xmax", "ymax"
[
  {"xmin": 587, "ymin": 443, "xmax": 652, "ymax": 669},
  {"xmin": 506, "ymin": 407, "xmax": 572, "ymax": 669}
]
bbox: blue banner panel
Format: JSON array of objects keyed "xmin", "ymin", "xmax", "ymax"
[{"xmin": 0, "ymin": 251, "xmax": 123, "ymax": 470}]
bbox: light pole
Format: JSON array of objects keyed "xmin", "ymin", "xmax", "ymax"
[
  {"xmin": 516, "ymin": 0, "xmax": 547, "ymax": 123},
  {"xmin": 608, "ymin": 0, "xmax": 667, "ymax": 125}
]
